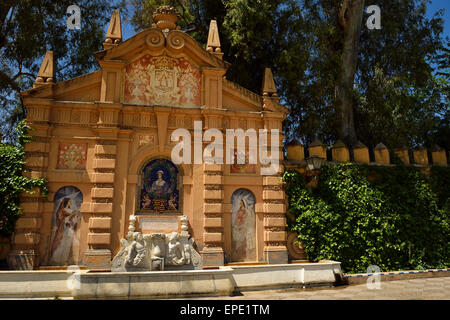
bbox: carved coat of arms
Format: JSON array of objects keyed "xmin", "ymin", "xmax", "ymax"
[{"xmin": 125, "ymin": 54, "xmax": 201, "ymax": 107}]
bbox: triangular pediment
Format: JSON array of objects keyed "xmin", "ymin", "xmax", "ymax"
[{"xmin": 95, "ymin": 28, "xmax": 229, "ymax": 70}]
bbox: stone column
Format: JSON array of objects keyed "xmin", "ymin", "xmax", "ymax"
[
  {"xmin": 309, "ymin": 138, "xmax": 326, "ymax": 159},
  {"xmin": 286, "ymin": 140, "xmax": 304, "ymax": 162},
  {"xmin": 201, "ymin": 163, "xmax": 225, "ymax": 267},
  {"xmin": 374, "ymin": 143, "xmax": 390, "ymax": 164},
  {"xmin": 431, "ymin": 145, "xmax": 447, "ymax": 166},
  {"xmin": 8, "ymin": 102, "xmax": 51, "ymax": 270},
  {"xmin": 394, "ymin": 147, "xmax": 410, "ymax": 164},
  {"xmin": 353, "ymin": 141, "xmax": 370, "ymax": 163},
  {"xmin": 83, "ymin": 134, "xmax": 117, "ymax": 269},
  {"xmin": 263, "ymin": 174, "xmax": 288, "ymax": 264},
  {"xmin": 413, "ymin": 146, "xmax": 428, "ymax": 165},
  {"xmin": 332, "ymin": 140, "xmax": 350, "ymax": 162},
  {"xmin": 261, "ymin": 123, "xmax": 288, "ymax": 264}
]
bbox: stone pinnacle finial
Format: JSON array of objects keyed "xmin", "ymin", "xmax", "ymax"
[
  {"xmin": 104, "ymin": 10, "xmax": 122, "ymax": 50},
  {"xmin": 152, "ymin": 5, "xmax": 180, "ymax": 31},
  {"xmin": 262, "ymin": 68, "xmax": 277, "ymax": 97},
  {"xmin": 34, "ymin": 51, "xmax": 55, "ymax": 88},
  {"xmin": 207, "ymin": 20, "xmax": 222, "ymax": 58}
]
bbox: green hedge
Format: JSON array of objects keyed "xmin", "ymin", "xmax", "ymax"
[
  {"xmin": 0, "ymin": 121, "xmax": 48, "ymax": 237},
  {"xmin": 283, "ymin": 163, "xmax": 449, "ymax": 273}
]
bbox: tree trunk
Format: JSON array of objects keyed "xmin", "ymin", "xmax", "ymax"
[{"xmin": 335, "ymin": 0, "xmax": 365, "ymax": 146}]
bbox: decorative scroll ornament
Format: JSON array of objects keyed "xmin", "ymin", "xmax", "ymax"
[
  {"xmin": 146, "ymin": 29, "xmax": 165, "ymax": 48},
  {"xmin": 166, "ymin": 31, "xmax": 185, "ymax": 51}
]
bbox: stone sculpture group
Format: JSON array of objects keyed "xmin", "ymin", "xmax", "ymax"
[{"xmin": 111, "ymin": 215, "xmax": 202, "ymax": 271}]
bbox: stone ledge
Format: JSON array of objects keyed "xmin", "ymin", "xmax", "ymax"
[
  {"xmin": 73, "ymin": 269, "xmax": 235, "ymax": 299},
  {"xmin": 94, "ymin": 145, "xmax": 116, "ymax": 155},
  {"xmin": 203, "ymin": 189, "xmax": 223, "ymax": 200},
  {"xmin": 93, "ymin": 159, "xmax": 116, "ymax": 169},
  {"xmin": 203, "ymin": 232, "xmax": 223, "ymax": 243},
  {"xmin": 87, "ymin": 233, "xmax": 111, "ymax": 245},
  {"xmin": 91, "ymin": 188, "xmax": 114, "ymax": 199},
  {"xmin": 88, "ymin": 217, "xmax": 112, "ymax": 230},
  {"xmin": 203, "ymin": 203, "xmax": 223, "ymax": 214},
  {"xmin": 204, "ymin": 217, "xmax": 223, "ymax": 228},
  {"xmin": 0, "ymin": 270, "xmax": 79, "ymax": 297},
  {"xmin": 227, "ymin": 260, "xmax": 343, "ymax": 290},
  {"xmin": 262, "ymin": 190, "xmax": 285, "ymax": 201}
]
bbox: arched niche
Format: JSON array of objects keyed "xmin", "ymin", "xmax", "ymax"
[
  {"xmin": 48, "ymin": 186, "xmax": 83, "ymax": 266},
  {"xmin": 231, "ymin": 188, "xmax": 256, "ymax": 262},
  {"xmin": 135, "ymin": 157, "xmax": 183, "ymax": 214}
]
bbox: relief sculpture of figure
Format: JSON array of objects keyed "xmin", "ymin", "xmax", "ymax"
[
  {"xmin": 166, "ymin": 232, "xmax": 185, "ymax": 265},
  {"xmin": 125, "ymin": 232, "xmax": 147, "ymax": 269},
  {"xmin": 141, "ymin": 194, "xmax": 152, "ymax": 209},
  {"xmin": 111, "ymin": 215, "xmax": 203, "ymax": 272}
]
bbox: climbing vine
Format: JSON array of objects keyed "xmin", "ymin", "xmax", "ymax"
[
  {"xmin": 0, "ymin": 120, "xmax": 48, "ymax": 237},
  {"xmin": 283, "ymin": 163, "xmax": 449, "ymax": 273}
]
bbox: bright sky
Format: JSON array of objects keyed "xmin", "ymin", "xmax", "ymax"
[
  {"xmin": 117, "ymin": 1, "xmax": 450, "ymax": 43},
  {"xmin": 428, "ymin": 0, "xmax": 450, "ymax": 39}
]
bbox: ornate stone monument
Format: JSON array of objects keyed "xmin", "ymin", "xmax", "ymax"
[
  {"xmin": 13, "ymin": 5, "xmax": 289, "ymax": 270},
  {"xmin": 111, "ymin": 215, "xmax": 202, "ymax": 271}
]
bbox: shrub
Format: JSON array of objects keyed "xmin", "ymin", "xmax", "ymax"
[
  {"xmin": 0, "ymin": 120, "xmax": 48, "ymax": 237},
  {"xmin": 284, "ymin": 163, "xmax": 449, "ymax": 273}
]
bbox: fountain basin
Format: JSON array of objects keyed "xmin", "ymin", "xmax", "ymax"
[{"xmin": 0, "ymin": 260, "xmax": 343, "ymax": 299}]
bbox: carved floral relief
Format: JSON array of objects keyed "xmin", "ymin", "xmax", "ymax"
[{"xmin": 57, "ymin": 143, "xmax": 87, "ymax": 170}]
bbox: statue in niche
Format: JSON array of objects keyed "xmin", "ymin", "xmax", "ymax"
[{"xmin": 166, "ymin": 232, "xmax": 185, "ymax": 265}]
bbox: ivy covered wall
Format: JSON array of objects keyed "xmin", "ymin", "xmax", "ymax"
[{"xmin": 283, "ymin": 163, "xmax": 449, "ymax": 273}]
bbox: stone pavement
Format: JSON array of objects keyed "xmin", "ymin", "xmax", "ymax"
[{"xmin": 187, "ymin": 276, "xmax": 450, "ymax": 300}]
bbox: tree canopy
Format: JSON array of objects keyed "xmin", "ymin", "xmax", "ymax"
[
  {"xmin": 132, "ymin": 0, "xmax": 448, "ymax": 151},
  {"xmin": 1, "ymin": 0, "xmax": 448, "ymax": 151},
  {"xmin": 0, "ymin": 0, "xmax": 128, "ymax": 142}
]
